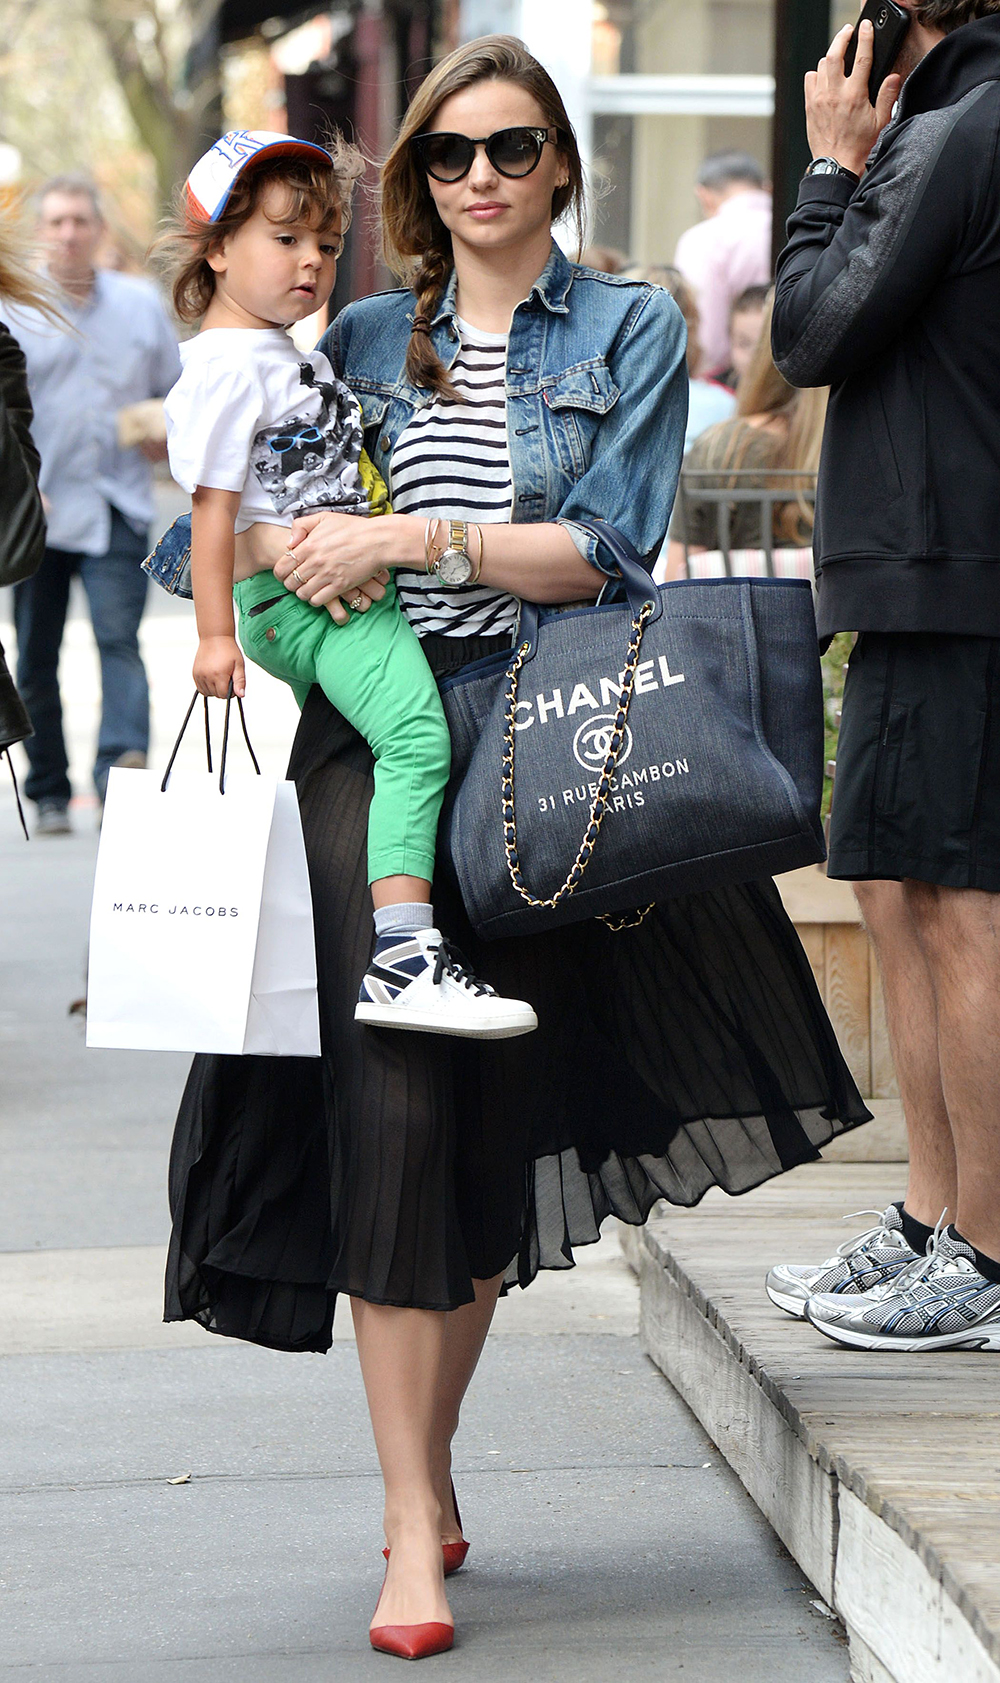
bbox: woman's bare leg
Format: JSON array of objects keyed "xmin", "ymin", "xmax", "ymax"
[
  {"xmin": 351, "ymin": 1298, "xmax": 452, "ymax": 1630},
  {"xmin": 432, "ymin": 1273, "xmax": 505, "ymax": 1541}
]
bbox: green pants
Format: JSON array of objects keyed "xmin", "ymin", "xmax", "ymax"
[{"xmin": 234, "ymin": 571, "xmax": 450, "ymax": 884}]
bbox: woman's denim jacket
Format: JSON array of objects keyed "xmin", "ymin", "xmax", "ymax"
[{"xmin": 322, "ymin": 241, "xmax": 689, "ymax": 574}]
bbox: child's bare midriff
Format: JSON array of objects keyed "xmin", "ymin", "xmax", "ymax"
[{"xmin": 234, "ymin": 521, "xmax": 294, "ymax": 583}]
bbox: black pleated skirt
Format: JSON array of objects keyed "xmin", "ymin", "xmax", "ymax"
[{"xmin": 165, "ymin": 631, "xmax": 871, "ymax": 1353}]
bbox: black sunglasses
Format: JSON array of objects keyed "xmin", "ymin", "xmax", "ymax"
[{"xmin": 411, "ymin": 126, "xmax": 564, "ymax": 183}]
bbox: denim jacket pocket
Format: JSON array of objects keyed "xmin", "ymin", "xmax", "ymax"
[{"xmin": 542, "ymin": 360, "xmax": 620, "ymax": 478}]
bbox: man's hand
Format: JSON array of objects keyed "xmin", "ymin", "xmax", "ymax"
[
  {"xmin": 805, "ymin": 21, "xmax": 902, "ymax": 178},
  {"xmin": 193, "ymin": 634, "xmax": 246, "ymax": 699}
]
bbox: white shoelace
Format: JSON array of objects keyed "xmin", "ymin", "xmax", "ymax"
[
  {"xmin": 833, "ymin": 1208, "xmax": 905, "ymax": 1261},
  {"xmin": 874, "ymin": 1210, "xmax": 965, "ymax": 1301}
]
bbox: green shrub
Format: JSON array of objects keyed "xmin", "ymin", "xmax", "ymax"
[{"xmin": 820, "ymin": 631, "xmax": 855, "ymax": 820}]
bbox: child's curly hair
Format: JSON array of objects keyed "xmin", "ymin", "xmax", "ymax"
[{"xmin": 155, "ymin": 132, "xmax": 366, "ymax": 324}]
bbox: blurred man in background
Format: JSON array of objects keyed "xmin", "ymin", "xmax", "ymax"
[
  {"xmin": 674, "ymin": 152, "xmax": 772, "ymax": 377},
  {"xmin": 1, "ymin": 175, "xmax": 180, "ymax": 833}
]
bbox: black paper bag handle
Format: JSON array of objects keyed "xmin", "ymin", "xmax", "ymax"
[{"xmin": 160, "ymin": 684, "xmax": 261, "ymax": 794}]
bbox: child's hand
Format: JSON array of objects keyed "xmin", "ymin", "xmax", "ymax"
[{"xmin": 193, "ymin": 635, "xmax": 246, "ymax": 699}]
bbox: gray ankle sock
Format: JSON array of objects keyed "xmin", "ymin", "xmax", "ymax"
[{"xmin": 373, "ymin": 902, "xmax": 434, "ymax": 943}]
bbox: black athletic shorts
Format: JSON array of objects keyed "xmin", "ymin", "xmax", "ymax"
[{"xmin": 828, "ymin": 632, "xmax": 1000, "ymax": 890}]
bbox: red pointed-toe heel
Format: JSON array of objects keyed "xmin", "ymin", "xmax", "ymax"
[
  {"xmin": 383, "ymin": 1480, "xmax": 469, "ymax": 1578},
  {"xmin": 369, "ymin": 1622, "xmax": 454, "ymax": 1660}
]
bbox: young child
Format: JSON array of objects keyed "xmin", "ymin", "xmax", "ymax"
[{"xmin": 158, "ymin": 130, "xmax": 536, "ymax": 1040}]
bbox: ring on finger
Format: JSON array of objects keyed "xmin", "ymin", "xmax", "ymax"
[
  {"xmin": 349, "ymin": 594, "xmax": 366, "ymax": 612},
  {"xmin": 290, "ymin": 567, "xmax": 304, "ymax": 586}
]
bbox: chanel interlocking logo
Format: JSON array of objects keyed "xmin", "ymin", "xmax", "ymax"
[{"xmin": 573, "ymin": 715, "xmax": 634, "ymax": 772}]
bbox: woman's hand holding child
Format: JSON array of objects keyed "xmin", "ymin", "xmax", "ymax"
[{"xmin": 278, "ymin": 509, "xmax": 402, "ymax": 614}]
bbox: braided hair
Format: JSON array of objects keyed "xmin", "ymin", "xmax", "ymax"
[{"xmin": 407, "ymin": 247, "xmax": 453, "ymax": 393}]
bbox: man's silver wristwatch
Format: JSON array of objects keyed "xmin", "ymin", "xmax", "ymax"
[
  {"xmin": 805, "ymin": 156, "xmax": 861, "ymax": 185},
  {"xmin": 432, "ymin": 520, "xmax": 474, "ymax": 586}
]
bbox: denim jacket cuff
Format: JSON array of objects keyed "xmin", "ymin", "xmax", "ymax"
[{"xmin": 558, "ymin": 518, "xmax": 617, "ymax": 576}]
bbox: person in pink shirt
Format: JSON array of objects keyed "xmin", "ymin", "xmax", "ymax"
[{"xmin": 674, "ymin": 152, "xmax": 772, "ymax": 376}]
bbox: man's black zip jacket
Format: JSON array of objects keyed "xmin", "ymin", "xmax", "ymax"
[{"xmin": 772, "ymin": 16, "xmax": 1000, "ymax": 641}]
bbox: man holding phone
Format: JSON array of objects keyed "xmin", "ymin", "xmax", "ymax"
[{"xmin": 768, "ymin": 2, "xmax": 1000, "ymax": 1353}]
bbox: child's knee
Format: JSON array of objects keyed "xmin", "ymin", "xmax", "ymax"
[
  {"xmin": 415, "ymin": 705, "xmax": 452, "ymax": 790},
  {"xmin": 371, "ymin": 708, "xmax": 450, "ymax": 787}
]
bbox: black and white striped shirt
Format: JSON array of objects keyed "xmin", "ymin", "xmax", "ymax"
[{"xmin": 390, "ymin": 318, "xmax": 518, "ymax": 639}]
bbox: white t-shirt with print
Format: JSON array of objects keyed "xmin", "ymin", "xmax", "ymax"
[{"xmin": 164, "ymin": 327, "xmax": 372, "ymax": 534}]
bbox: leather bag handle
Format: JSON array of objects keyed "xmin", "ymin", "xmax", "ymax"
[{"xmin": 516, "ymin": 517, "xmax": 661, "ymax": 657}]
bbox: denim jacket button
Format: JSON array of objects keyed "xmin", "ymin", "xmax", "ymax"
[
  {"xmin": 265, "ymin": 627, "xmax": 276, "ymax": 642},
  {"xmin": 380, "ymin": 436, "xmax": 390, "ymax": 452}
]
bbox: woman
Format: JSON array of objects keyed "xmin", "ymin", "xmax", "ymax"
[
  {"xmin": 718, "ymin": 282, "xmax": 770, "ymax": 392},
  {"xmin": 665, "ymin": 292, "xmax": 828, "ymax": 580},
  {"xmin": 166, "ymin": 35, "xmax": 868, "ymax": 1660}
]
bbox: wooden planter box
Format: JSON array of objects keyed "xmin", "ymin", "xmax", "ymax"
[{"xmin": 776, "ymin": 866, "xmax": 907, "ymax": 1162}]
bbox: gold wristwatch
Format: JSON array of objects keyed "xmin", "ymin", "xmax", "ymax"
[{"xmin": 431, "ymin": 520, "xmax": 474, "ymax": 586}]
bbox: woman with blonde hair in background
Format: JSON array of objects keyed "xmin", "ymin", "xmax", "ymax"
[
  {"xmin": 164, "ymin": 35, "xmax": 866, "ymax": 1661},
  {"xmin": 665, "ymin": 290, "xmax": 828, "ymax": 580},
  {"xmin": 0, "ymin": 211, "xmax": 58, "ymax": 817}
]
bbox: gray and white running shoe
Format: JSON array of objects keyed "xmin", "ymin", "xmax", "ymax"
[
  {"xmin": 764, "ymin": 1203, "xmax": 919, "ymax": 1319},
  {"xmin": 806, "ymin": 1226, "xmax": 1000, "ymax": 1351}
]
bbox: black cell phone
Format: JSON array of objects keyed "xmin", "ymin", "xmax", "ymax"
[{"xmin": 843, "ymin": 0, "xmax": 910, "ymax": 104}]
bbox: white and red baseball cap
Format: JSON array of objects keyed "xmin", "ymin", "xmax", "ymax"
[{"xmin": 184, "ymin": 130, "xmax": 333, "ymax": 224}]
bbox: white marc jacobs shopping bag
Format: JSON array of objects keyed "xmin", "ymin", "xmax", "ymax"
[{"xmin": 86, "ymin": 695, "xmax": 320, "ymax": 1057}]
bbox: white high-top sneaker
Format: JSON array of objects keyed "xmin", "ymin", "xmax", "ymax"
[{"xmin": 355, "ymin": 928, "xmax": 538, "ymax": 1039}]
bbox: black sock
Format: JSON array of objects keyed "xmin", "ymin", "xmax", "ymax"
[
  {"xmin": 899, "ymin": 1203, "xmax": 934, "ymax": 1256},
  {"xmin": 950, "ymin": 1227, "xmax": 1000, "ymax": 1284}
]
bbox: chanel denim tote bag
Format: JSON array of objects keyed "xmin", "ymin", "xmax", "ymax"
[{"xmin": 439, "ymin": 521, "xmax": 825, "ymax": 939}]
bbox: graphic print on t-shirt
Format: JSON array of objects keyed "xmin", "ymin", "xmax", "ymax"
[{"xmin": 249, "ymin": 361, "xmax": 371, "ymax": 519}]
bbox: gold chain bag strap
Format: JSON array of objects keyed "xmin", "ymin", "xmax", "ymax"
[{"xmin": 500, "ymin": 598, "xmax": 655, "ymax": 913}]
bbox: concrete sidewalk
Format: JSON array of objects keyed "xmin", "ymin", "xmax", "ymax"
[{"xmin": 1, "ymin": 597, "xmax": 851, "ymax": 1680}]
